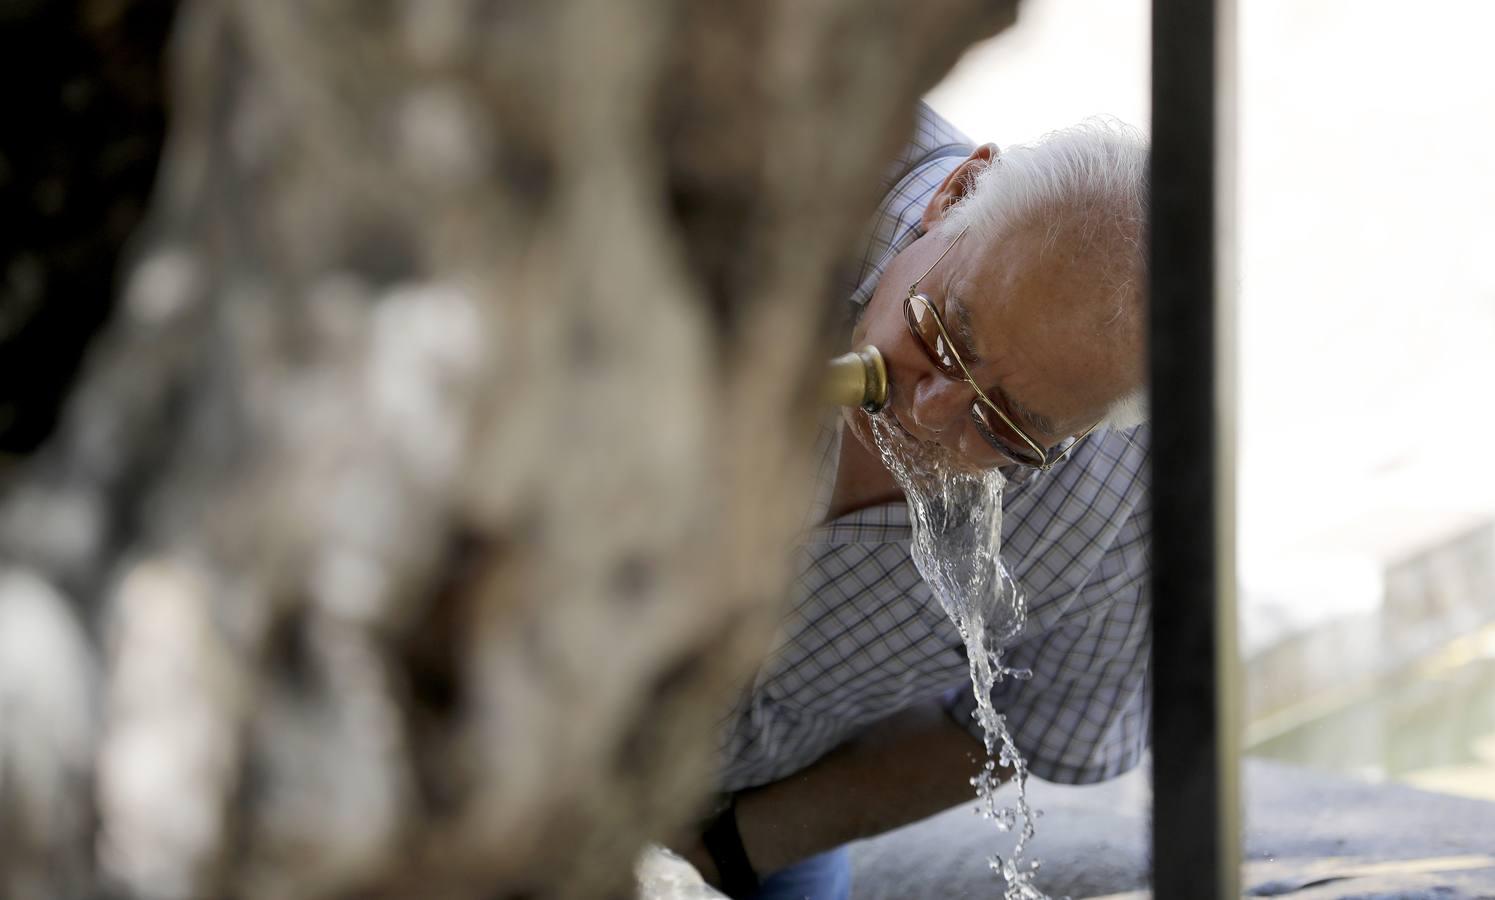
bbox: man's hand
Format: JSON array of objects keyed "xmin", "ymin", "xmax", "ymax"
[{"xmin": 675, "ymin": 834, "xmax": 720, "ymax": 888}]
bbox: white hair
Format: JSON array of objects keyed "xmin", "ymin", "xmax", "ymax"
[{"xmin": 941, "ymin": 117, "xmax": 1150, "ymax": 431}]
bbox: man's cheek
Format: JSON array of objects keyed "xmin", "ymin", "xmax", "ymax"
[
  {"xmin": 849, "ymin": 315, "xmax": 869, "ymax": 349},
  {"xmin": 850, "ymin": 310, "xmax": 893, "ymax": 357},
  {"xmin": 864, "ymin": 308, "xmax": 903, "ymax": 351}
]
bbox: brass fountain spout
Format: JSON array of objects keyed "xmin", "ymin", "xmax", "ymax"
[{"xmin": 823, "ymin": 345, "xmax": 888, "ymax": 413}]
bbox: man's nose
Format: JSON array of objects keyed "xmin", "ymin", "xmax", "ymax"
[{"xmin": 908, "ymin": 373, "xmax": 973, "ymax": 440}]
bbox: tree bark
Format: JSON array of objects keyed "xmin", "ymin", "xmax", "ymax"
[{"xmin": 0, "ymin": 1, "xmax": 1018, "ymax": 897}]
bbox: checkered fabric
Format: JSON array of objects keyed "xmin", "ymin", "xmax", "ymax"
[{"xmin": 718, "ymin": 103, "xmax": 1153, "ymax": 792}]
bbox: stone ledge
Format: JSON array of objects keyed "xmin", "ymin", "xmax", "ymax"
[{"xmin": 850, "ymin": 757, "xmax": 1495, "ymax": 899}]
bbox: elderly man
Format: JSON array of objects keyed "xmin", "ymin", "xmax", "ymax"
[{"xmin": 687, "ymin": 104, "xmax": 1151, "ymax": 899}]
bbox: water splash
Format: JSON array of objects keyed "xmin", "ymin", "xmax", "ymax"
[{"xmin": 858, "ymin": 410, "xmax": 1050, "ymax": 900}]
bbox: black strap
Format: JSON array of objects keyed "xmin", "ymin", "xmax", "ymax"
[{"xmin": 701, "ymin": 794, "xmax": 760, "ymax": 897}]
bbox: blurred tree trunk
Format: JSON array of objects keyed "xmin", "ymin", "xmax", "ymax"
[{"xmin": 0, "ymin": 1, "xmax": 1017, "ymax": 898}]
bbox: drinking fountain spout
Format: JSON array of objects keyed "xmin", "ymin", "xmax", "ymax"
[{"xmin": 823, "ymin": 345, "xmax": 888, "ymax": 413}]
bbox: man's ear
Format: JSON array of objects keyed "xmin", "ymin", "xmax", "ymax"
[{"xmin": 920, "ymin": 142, "xmax": 1000, "ymax": 230}]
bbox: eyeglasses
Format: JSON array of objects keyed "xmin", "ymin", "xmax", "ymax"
[{"xmin": 902, "ymin": 226, "xmax": 1098, "ymax": 470}]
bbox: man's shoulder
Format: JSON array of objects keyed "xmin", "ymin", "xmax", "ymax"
[
  {"xmin": 841, "ymin": 105, "xmax": 976, "ymax": 308},
  {"xmin": 879, "ymin": 103, "xmax": 975, "ymax": 194},
  {"xmin": 911, "ymin": 102, "xmax": 976, "ymax": 157}
]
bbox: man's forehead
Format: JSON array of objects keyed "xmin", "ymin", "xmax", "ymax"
[
  {"xmin": 949, "ymin": 228, "xmax": 1141, "ymax": 433},
  {"xmin": 955, "ymin": 225, "xmax": 1134, "ymax": 337}
]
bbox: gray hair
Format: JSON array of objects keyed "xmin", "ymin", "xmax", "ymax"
[{"xmin": 940, "ymin": 118, "xmax": 1150, "ymax": 431}]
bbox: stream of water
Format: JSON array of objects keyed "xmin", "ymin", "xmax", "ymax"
[{"xmin": 860, "ymin": 410, "xmax": 1052, "ymax": 900}]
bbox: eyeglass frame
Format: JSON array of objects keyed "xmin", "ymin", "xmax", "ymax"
[{"xmin": 902, "ymin": 225, "xmax": 1099, "ymax": 471}]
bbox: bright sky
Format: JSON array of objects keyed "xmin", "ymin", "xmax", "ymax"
[{"xmin": 927, "ymin": 0, "xmax": 1495, "ymax": 636}]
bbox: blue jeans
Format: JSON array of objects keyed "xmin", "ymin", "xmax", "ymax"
[{"xmin": 749, "ymin": 846, "xmax": 852, "ymax": 900}]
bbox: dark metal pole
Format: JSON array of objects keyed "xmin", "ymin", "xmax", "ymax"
[{"xmin": 1148, "ymin": 0, "xmax": 1240, "ymax": 895}]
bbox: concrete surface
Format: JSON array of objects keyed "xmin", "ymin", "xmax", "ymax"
[{"xmin": 851, "ymin": 757, "xmax": 1495, "ymax": 899}]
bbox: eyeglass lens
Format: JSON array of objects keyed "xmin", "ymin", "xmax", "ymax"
[
  {"xmin": 905, "ymin": 294, "xmax": 961, "ymax": 373},
  {"xmin": 905, "ymin": 293, "xmax": 1046, "ymax": 466}
]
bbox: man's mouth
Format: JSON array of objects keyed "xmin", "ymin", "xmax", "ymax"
[
  {"xmin": 889, "ymin": 411, "xmax": 958, "ymax": 461},
  {"xmin": 888, "ymin": 409, "xmax": 925, "ymax": 444}
]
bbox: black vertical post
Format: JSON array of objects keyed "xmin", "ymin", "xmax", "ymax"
[{"xmin": 1149, "ymin": 0, "xmax": 1240, "ymax": 896}]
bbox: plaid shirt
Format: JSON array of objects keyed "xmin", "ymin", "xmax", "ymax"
[{"xmin": 719, "ymin": 104, "xmax": 1152, "ymax": 792}]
